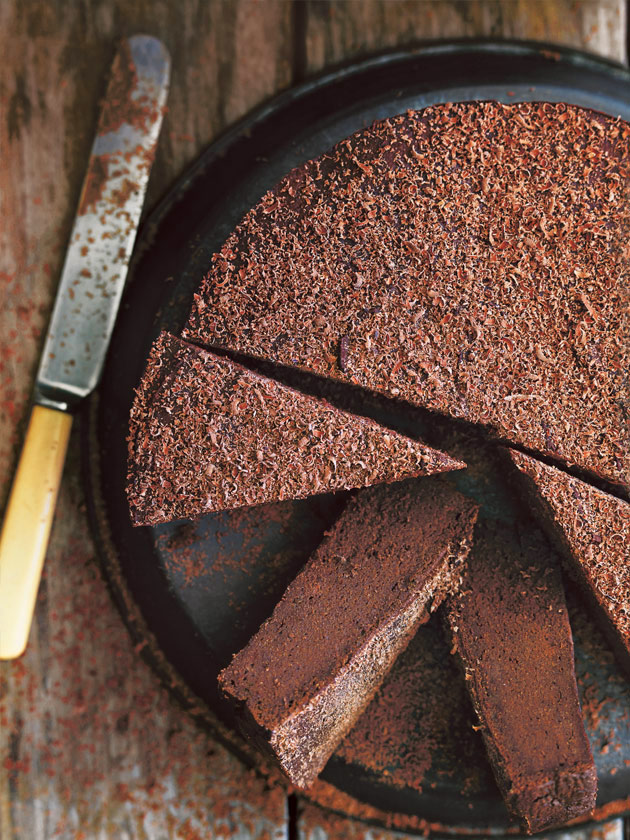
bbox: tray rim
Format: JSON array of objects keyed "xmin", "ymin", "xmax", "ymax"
[
  {"xmin": 136, "ymin": 36, "xmax": 630, "ymax": 255},
  {"xmin": 83, "ymin": 37, "xmax": 630, "ymax": 837}
]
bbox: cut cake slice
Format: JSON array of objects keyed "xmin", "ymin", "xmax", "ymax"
[
  {"xmin": 219, "ymin": 477, "xmax": 479, "ymax": 789},
  {"xmin": 445, "ymin": 518, "xmax": 597, "ymax": 833},
  {"xmin": 127, "ymin": 332, "xmax": 464, "ymax": 525},
  {"xmin": 335, "ymin": 610, "xmax": 491, "ymax": 798},
  {"xmin": 508, "ymin": 448, "xmax": 630, "ymax": 678}
]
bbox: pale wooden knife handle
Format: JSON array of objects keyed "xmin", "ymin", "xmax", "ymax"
[{"xmin": 0, "ymin": 404, "xmax": 72, "ymax": 658}]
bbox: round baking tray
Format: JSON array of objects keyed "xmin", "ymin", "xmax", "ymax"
[{"xmin": 83, "ymin": 40, "xmax": 630, "ymax": 835}]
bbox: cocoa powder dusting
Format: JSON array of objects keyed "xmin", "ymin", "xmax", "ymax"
[
  {"xmin": 445, "ymin": 518, "xmax": 596, "ymax": 832},
  {"xmin": 509, "ymin": 450, "xmax": 630, "ymax": 676},
  {"xmin": 218, "ymin": 478, "xmax": 478, "ymax": 788},
  {"xmin": 111, "ymin": 177, "xmax": 138, "ymax": 209},
  {"xmin": 569, "ymin": 587, "xmax": 630, "ymax": 779},
  {"xmin": 336, "ymin": 616, "xmax": 491, "ymax": 797},
  {"xmin": 158, "ymin": 498, "xmax": 300, "ymax": 593},
  {"xmin": 76, "ymin": 39, "xmax": 165, "ymax": 219}
]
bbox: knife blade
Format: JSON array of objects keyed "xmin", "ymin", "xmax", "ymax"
[{"xmin": 0, "ymin": 35, "xmax": 170, "ymax": 658}]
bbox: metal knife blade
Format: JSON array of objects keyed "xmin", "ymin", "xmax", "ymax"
[
  {"xmin": 0, "ymin": 36, "xmax": 169, "ymax": 659},
  {"xmin": 36, "ymin": 34, "xmax": 170, "ymax": 410}
]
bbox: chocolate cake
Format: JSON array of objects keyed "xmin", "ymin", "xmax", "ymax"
[
  {"xmin": 445, "ymin": 518, "xmax": 597, "ymax": 833},
  {"xmin": 218, "ymin": 477, "xmax": 479, "ymax": 789},
  {"xmin": 184, "ymin": 101, "xmax": 630, "ymax": 492},
  {"xmin": 336, "ymin": 612, "xmax": 493, "ymax": 800},
  {"xmin": 509, "ymin": 449, "xmax": 630, "ymax": 678},
  {"xmin": 127, "ymin": 332, "xmax": 464, "ymax": 525}
]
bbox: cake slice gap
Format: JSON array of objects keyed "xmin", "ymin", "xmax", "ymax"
[
  {"xmin": 445, "ymin": 517, "xmax": 597, "ymax": 833},
  {"xmin": 127, "ymin": 332, "xmax": 465, "ymax": 526},
  {"xmin": 508, "ymin": 448, "xmax": 630, "ymax": 679},
  {"xmin": 218, "ymin": 476, "xmax": 479, "ymax": 789}
]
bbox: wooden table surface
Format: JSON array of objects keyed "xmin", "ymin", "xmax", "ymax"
[{"xmin": 0, "ymin": 2, "xmax": 628, "ymax": 838}]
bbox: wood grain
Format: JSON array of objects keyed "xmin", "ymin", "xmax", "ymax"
[
  {"xmin": 0, "ymin": 0, "xmax": 293, "ymax": 500},
  {"xmin": 303, "ymin": 0, "xmax": 627, "ymax": 73},
  {"xmin": 0, "ymin": 1, "xmax": 627, "ymax": 838},
  {"xmin": 0, "ymin": 443, "xmax": 288, "ymax": 838},
  {"xmin": 296, "ymin": 805, "xmax": 625, "ymax": 840},
  {"xmin": 0, "ymin": 2, "xmax": 292, "ymax": 838}
]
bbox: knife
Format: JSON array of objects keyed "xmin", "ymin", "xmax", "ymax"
[{"xmin": 0, "ymin": 35, "xmax": 170, "ymax": 658}]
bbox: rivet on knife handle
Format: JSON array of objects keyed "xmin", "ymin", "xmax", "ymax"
[{"xmin": 0, "ymin": 36, "xmax": 170, "ymax": 658}]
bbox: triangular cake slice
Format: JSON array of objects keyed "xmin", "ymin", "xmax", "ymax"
[
  {"xmin": 445, "ymin": 518, "xmax": 596, "ymax": 833},
  {"xmin": 184, "ymin": 102, "xmax": 630, "ymax": 491},
  {"xmin": 508, "ymin": 449, "xmax": 630, "ymax": 678},
  {"xmin": 127, "ymin": 332, "xmax": 464, "ymax": 525},
  {"xmin": 219, "ymin": 477, "xmax": 479, "ymax": 788}
]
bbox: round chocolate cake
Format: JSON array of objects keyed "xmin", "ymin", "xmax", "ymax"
[{"xmin": 125, "ymin": 100, "xmax": 630, "ymax": 835}]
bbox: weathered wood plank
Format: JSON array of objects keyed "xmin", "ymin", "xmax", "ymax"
[
  {"xmin": 0, "ymin": 448, "xmax": 288, "ymax": 838},
  {"xmin": 1, "ymin": 1, "xmax": 628, "ymax": 838},
  {"xmin": 304, "ymin": 0, "xmax": 627, "ymax": 74},
  {"xmin": 296, "ymin": 805, "xmax": 625, "ymax": 840},
  {"xmin": 0, "ymin": 2, "xmax": 292, "ymax": 838},
  {"xmin": 0, "ymin": 0, "xmax": 294, "ymax": 497}
]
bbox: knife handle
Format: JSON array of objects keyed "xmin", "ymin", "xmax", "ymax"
[{"xmin": 0, "ymin": 404, "xmax": 72, "ymax": 658}]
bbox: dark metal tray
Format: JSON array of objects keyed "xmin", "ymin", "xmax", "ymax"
[{"xmin": 83, "ymin": 41, "xmax": 630, "ymax": 835}]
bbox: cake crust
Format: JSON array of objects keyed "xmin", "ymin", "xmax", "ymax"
[
  {"xmin": 126, "ymin": 332, "xmax": 464, "ymax": 525},
  {"xmin": 184, "ymin": 101, "xmax": 630, "ymax": 491}
]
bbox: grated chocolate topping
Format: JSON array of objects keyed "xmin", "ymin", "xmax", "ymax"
[
  {"xmin": 184, "ymin": 101, "xmax": 630, "ymax": 492},
  {"xmin": 126, "ymin": 332, "xmax": 464, "ymax": 525}
]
